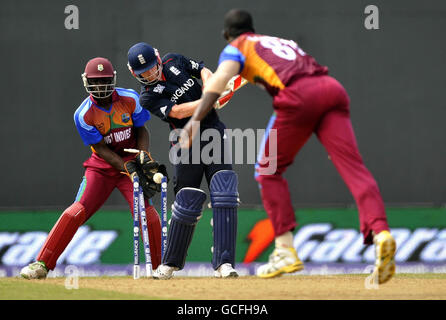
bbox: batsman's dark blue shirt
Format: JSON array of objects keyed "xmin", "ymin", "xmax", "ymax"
[{"xmin": 139, "ymin": 53, "xmax": 221, "ymax": 130}]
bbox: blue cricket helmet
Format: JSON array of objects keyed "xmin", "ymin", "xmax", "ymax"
[
  {"xmin": 127, "ymin": 42, "xmax": 163, "ymax": 85},
  {"xmin": 127, "ymin": 42, "xmax": 158, "ymax": 74}
]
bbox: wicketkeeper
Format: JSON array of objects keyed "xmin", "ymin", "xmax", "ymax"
[{"xmin": 20, "ymin": 57, "xmax": 167, "ymax": 279}]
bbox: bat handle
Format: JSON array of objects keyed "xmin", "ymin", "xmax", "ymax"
[{"xmin": 124, "ymin": 148, "xmax": 141, "ymax": 154}]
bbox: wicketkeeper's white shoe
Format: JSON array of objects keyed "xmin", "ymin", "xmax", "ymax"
[
  {"xmin": 214, "ymin": 263, "xmax": 239, "ymax": 278},
  {"xmin": 152, "ymin": 264, "xmax": 178, "ymax": 280},
  {"xmin": 256, "ymin": 247, "xmax": 304, "ymax": 278},
  {"xmin": 20, "ymin": 261, "xmax": 48, "ymax": 280},
  {"xmin": 372, "ymin": 230, "xmax": 396, "ymax": 284}
]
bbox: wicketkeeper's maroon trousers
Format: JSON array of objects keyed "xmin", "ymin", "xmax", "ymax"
[{"xmin": 37, "ymin": 165, "xmax": 162, "ymax": 270}]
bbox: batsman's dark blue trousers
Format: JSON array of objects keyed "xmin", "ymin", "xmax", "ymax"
[{"xmin": 172, "ymin": 123, "xmax": 232, "ymax": 194}]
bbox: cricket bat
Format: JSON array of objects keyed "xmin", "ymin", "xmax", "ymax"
[{"xmin": 215, "ymin": 75, "xmax": 248, "ymax": 109}]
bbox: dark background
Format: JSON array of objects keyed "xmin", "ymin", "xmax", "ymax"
[{"xmin": 0, "ymin": 0, "xmax": 444, "ymax": 210}]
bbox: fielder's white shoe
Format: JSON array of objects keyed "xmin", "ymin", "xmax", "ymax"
[
  {"xmin": 152, "ymin": 264, "xmax": 178, "ymax": 280},
  {"xmin": 372, "ymin": 230, "xmax": 396, "ymax": 284},
  {"xmin": 256, "ymin": 247, "xmax": 304, "ymax": 278},
  {"xmin": 20, "ymin": 261, "xmax": 48, "ymax": 280},
  {"xmin": 214, "ymin": 263, "xmax": 239, "ymax": 278}
]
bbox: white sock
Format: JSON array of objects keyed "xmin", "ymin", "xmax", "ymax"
[{"xmin": 275, "ymin": 231, "xmax": 293, "ymax": 248}]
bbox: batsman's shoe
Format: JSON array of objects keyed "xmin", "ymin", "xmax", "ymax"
[
  {"xmin": 214, "ymin": 263, "xmax": 239, "ymax": 278},
  {"xmin": 153, "ymin": 264, "xmax": 178, "ymax": 280},
  {"xmin": 373, "ymin": 230, "xmax": 396, "ymax": 284},
  {"xmin": 256, "ymin": 247, "xmax": 304, "ymax": 279},
  {"xmin": 20, "ymin": 261, "xmax": 48, "ymax": 280}
]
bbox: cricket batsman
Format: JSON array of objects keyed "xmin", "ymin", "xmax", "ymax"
[
  {"xmin": 20, "ymin": 57, "xmax": 166, "ymax": 279},
  {"xmin": 180, "ymin": 9, "xmax": 396, "ymax": 284},
  {"xmin": 127, "ymin": 43, "xmax": 239, "ymax": 279}
]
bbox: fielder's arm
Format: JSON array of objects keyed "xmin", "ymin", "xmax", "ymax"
[
  {"xmin": 92, "ymin": 140, "xmax": 126, "ymax": 172},
  {"xmin": 200, "ymin": 67, "xmax": 213, "ymax": 89},
  {"xmin": 92, "ymin": 126, "xmax": 150, "ymax": 172},
  {"xmin": 180, "ymin": 60, "xmax": 240, "ymax": 148},
  {"xmin": 135, "ymin": 125, "xmax": 150, "ymax": 152}
]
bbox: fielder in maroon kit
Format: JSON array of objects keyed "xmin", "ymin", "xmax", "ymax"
[
  {"xmin": 181, "ymin": 9, "xmax": 396, "ymax": 284},
  {"xmin": 20, "ymin": 57, "xmax": 165, "ymax": 279}
]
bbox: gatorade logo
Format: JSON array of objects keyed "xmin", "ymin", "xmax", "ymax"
[
  {"xmin": 244, "ymin": 220, "xmax": 446, "ymax": 263},
  {"xmin": 0, "ymin": 226, "xmax": 117, "ymax": 266}
]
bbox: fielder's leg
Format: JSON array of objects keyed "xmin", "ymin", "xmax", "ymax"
[
  {"xmin": 316, "ymin": 108, "xmax": 395, "ymax": 284},
  {"xmin": 37, "ymin": 202, "xmax": 86, "ymax": 268},
  {"xmin": 255, "ymin": 110, "xmax": 310, "ymax": 278},
  {"xmin": 20, "ymin": 202, "xmax": 87, "ymax": 279},
  {"xmin": 312, "ymin": 76, "xmax": 394, "ymax": 283},
  {"xmin": 21, "ymin": 168, "xmax": 115, "ymax": 279},
  {"xmin": 316, "ymin": 110, "xmax": 390, "ymax": 242},
  {"xmin": 153, "ymin": 187, "xmax": 206, "ymax": 279},
  {"xmin": 209, "ymin": 170, "xmax": 239, "ymax": 278},
  {"xmin": 145, "ymin": 204, "xmax": 162, "ymax": 270}
]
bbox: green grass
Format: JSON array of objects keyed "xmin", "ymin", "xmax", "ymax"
[{"xmin": 0, "ymin": 278, "xmax": 149, "ymax": 300}]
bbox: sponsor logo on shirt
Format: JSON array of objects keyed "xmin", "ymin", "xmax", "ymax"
[
  {"xmin": 113, "ymin": 128, "xmax": 132, "ymax": 143},
  {"xmin": 170, "ymin": 78, "xmax": 195, "ymax": 103},
  {"xmin": 103, "ymin": 127, "xmax": 132, "ymax": 144}
]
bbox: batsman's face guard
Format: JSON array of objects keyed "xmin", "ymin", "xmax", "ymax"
[{"xmin": 127, "ymin": 42, "xmax": 163, "ymax": 86}]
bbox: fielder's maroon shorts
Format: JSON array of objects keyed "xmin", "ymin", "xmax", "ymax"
[{"xmin": 255, "ymin": 75, "xmax": 389, "ymax": 244}]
